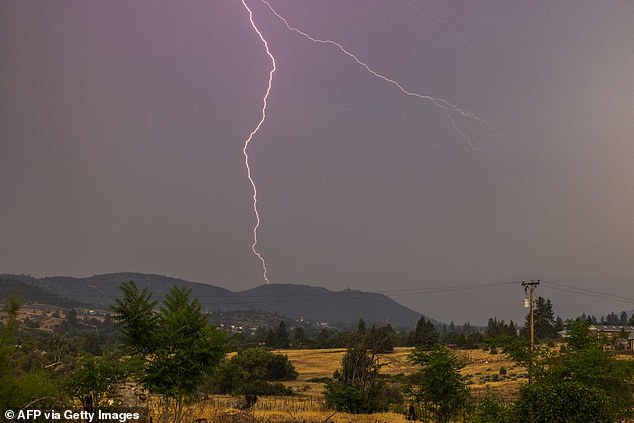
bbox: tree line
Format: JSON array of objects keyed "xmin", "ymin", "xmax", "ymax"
[{"xmin": 2, "ymin": 282, "xmax": 634, "ymax": 422}]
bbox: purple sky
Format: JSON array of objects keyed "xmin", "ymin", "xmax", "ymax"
[{"xmin": 2, "ymin": 1, "xmax": 633, "ymax": 323}]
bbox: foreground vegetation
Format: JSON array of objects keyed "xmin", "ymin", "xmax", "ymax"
[{"xmin": 1, "ymin": 281, "xmax": 634, "ymax": 422}]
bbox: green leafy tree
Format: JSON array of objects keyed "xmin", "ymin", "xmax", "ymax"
[
  {"xmin": 0, "ymin": 294, "xmax": 59, "ymax": 411},
  {"xmin": 543, "ymin": 343, "xmax": 634, "ymax": 416},
  {"xmin": 112, "ymin": 281, "xmax": 158, "ymax": 355},
  {"xmin": 505, "ymin": 317, "xmax": 634, "ymax": 421},
  {"xmin": 565, "ymin": 319, "xmax": 599, "ymax": 351},
  {"xmin": 211, "ymin": 348, "xmax": 296, "ymax": 395},
  {"xmin": 63, "ymin": 354, "xmax": 127, "ymax": 413},
  {"xmin": 325, "ymin": 323, "xmax": 398, "ymax": 413},
  {"xmin": 408, "ymin": 344, "xmax": 470, "ymax": 423},
  {"xmin": 112, "ymin": 281, "xmax": 226, "ymax": 423},
  {"xmin": 514, "ymin": 381, "xmax": 615, "ymax": 423},
  {"xmin": 467, "ymin": 393, "xmax": 512, "ymax": 423}
]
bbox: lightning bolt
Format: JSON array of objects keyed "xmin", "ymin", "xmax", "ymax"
[
  {"xmin": 258, "ymin": 0, "xmax": 496, "ymax": 156},
  {"xmin": 240, "ymin": 0, "xmax": 495, "ymax": 284},
  {"xmin": 401, "ymin": 0, "xmax": 475, "ymax": 56},
  {"xmin": 241, "ymin": 0, "xmax": 275, "ymax": 284}
]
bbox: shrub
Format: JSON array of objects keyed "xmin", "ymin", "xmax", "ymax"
[
  {"xmin": 325, "ymin": 382, "xmax": 367, "ymax": 413},
  {"xmin": 513, "ymin": 381, "xmax": 616, "ymax": 423},
  {"xmin": 408, "ymin": 345, "xmax": 470, "ymax": 423},
  {"xmin": 210, "ymin": 348, "xmax": 297, "ymax": 395},
  {"xmin": 467, "ymin": 395, "xmax": 512, "ymax": 423}
]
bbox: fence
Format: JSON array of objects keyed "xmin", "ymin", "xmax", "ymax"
[{"xmin": 198, "ymin": 395, "xmax": 327, "ymax": 413}]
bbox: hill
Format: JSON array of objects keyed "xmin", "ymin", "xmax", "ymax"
[
  {"xmin": 236, "ymin": 284, "xmax": 421, "ymax": 329},
  {"xmin": 0, "ymin": 273, "xmax": 422, "ymax": 329},
  {"xmin": 0, "ymin": 277, "xmax": 91, "ymax": 309},
  {"xmin": 1, "ymin": 272, "xmax": 240, "ymax": 311}
]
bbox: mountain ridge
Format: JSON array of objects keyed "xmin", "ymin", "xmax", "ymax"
[{"xmin": 0, "ymin": 272, "xmax": 423, "ymax": 329}]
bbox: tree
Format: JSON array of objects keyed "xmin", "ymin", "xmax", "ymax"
[
  {"xmin": 64, "ymin": 354, "xmax": 127, "ymax": 413},
  {"xmin": 112, "ymin": 281, "xmax": 226, "ymax": 423},
  {"xmin": 292, "ymin": 326, "xmax": 306, "ymax": 348},
  {"xmin": 565, "ymin": 319, "xmax": 598, "ymax": 351},
  {"xmin": 605, "ymin": 312, "xmax": 620, "ymax": 325},
  {"xmin": 514, "ymin": 381, "xmax": 615, "ymax": 423},
  {"xmin": 0, "ymin": 294, "xmax": 58, "ymax": 411},
  {"xmin": 111, "ymin": 281, "xmax": 158, "ymax": 355},
  {"xmin": 325, "ymin": 323, "xmax": 398, "ymax": 413},
  {"xmin": 408, "ymin": 316, "xmax": 439, "ymax": 350},
  {"xmin": 485, "ymin": 318, "xmax": 517, "ymax": 346},
  {"xmin": 408, "ymin": 344, "xmax": 470, "ymax": 423},
  {"xmin": 506, "ymin": 317, "xmax": 634, "ymax": 421},
  {"xmin": 368, "ymin": 324, "xmax": 395, "ymax": 353},
  {"xmin": 356, "ymin": 318, "xmax": 367, "ymax": 333},
  {"xmin": 546, "ymin": 333, "xmax": 634, "ymax": 416},
  {"xmin": 65, "ymin": 308, "xmax": 78, "ymax": 327},
  {"xmin": 274, "ymin": 321, "xmax": 290, "ymax": 348},
  {"xmin": 211, "ymin": 348, "xmax": 296, "ymax": 395},
  {"xmin": 467, "ymin": 393, "xmax": 511, "ymax": 423},
  {"xmin": 524, "ymin": 297, "xmax": 556, "ymax": 341},
  {"xmin": 620, "ymin": 311, "xmax": 628, "ymax": 325}
]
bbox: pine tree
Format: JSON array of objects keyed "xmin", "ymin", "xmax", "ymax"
[
  {"xmin": 525, "ymin": 297, "xmax": 556, "ymax": 341},
  {"xmin": 619, "ymin": 311, "xmax": 628, "ymax": 325},
  {"xmin": 275, "ymin": 321, "xmax": 290, "ymax": 348},
  {"xmin": 408, "ymin": 316, "xmax": 439, "ymax": 350}
]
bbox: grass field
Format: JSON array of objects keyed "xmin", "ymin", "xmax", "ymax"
[
  {"xmin": 149, "ymin": 346, "xmax": 526, "ymax": 422},
  {"xmin": 279, "ymin": 346, "xmax": 525, "ymax": 399}
]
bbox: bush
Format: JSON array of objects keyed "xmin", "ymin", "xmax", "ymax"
[
  {"xmin": 323, "ymin": 324, "xmax": 399, "ymax": 414},
  {"xmin": 324, "ymin": 379, "xmax": 396, "ymax": 414},
  {"xmin": 499, "ymin": 366, "xmax": 506, "ymax": 375},
  {"xmin": 210, "ymin": 348, "xmax": 297, "ymax": 395},
  {"xmin": 247, "ymin": 381, "xmax": 293, "ymax": 396},
  {"xmin": 513, "ymin": 381, "xmax": 616, "ymax": 423},
  {"xmin": 266, "ymin": 353, "xmax": 298, "ymax": 381},
  {"xmin": 467, "ymin": 395, "xmax": 512, "ymax": 423},
  {"xmin": 408, "ymin": 345, "xmax": 470, "ymax": 423}
]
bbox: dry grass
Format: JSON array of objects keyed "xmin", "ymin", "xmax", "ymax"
[
  {"xmin": 277, "ymin": 346, "xmax": 524, "ymax": 399},
  {"xmin": 181, "ymin": 409, "xmax": 409, "ymax": 423},
  {"xmin": 150, "ymin": 397, "xmax": 408, "ymax": 422},
  {"xmin": 148, "ymin": 346, "xmax": 528, "ymax": 422}
]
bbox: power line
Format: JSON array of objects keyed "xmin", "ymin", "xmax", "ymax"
[{"xmin": 540, "ymin": 280, "xmax": 634, "ymax": 306}]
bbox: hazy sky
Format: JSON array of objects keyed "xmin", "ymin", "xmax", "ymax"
[{"xmin": 2, "ymin": 1, "xmax": 633, "ymax": 323}]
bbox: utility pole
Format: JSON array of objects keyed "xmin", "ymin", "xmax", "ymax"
[{"xmin": 522, "ymin": 280, "xmax": 539, "ymax": 383}]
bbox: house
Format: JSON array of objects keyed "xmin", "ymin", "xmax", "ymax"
[
  {"xmin": 588, "ymin": 324, "xmax": 634, "ymax": 335},
  {"xmin": 588, "ymin": 324, "xmax": 634, "ymax": 349}
]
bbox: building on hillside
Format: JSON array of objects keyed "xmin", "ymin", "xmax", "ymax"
[{"xmin": 588, "ymin": 324, "xmax": 634, "ymax": 349}]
